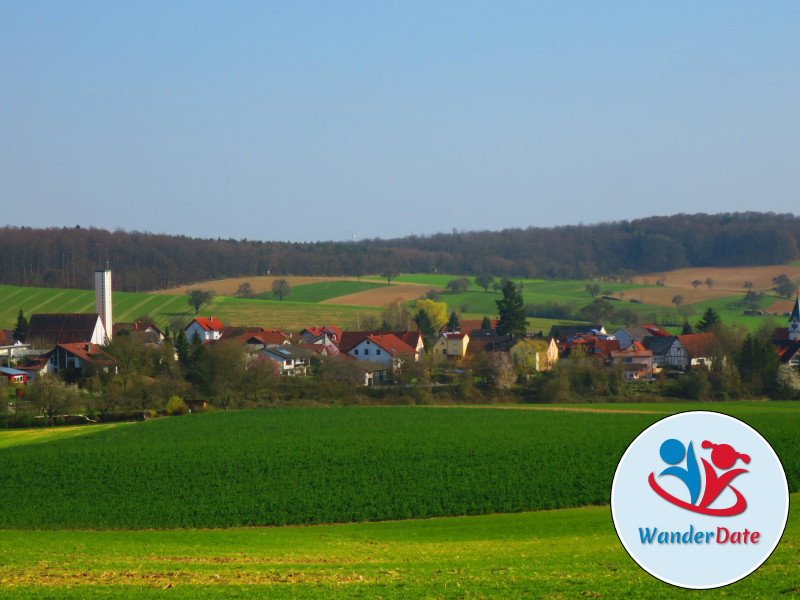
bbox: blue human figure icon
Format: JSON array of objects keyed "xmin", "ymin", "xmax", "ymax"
[{"xmin": 658, "ymin": 438, "xmax": 701, "ymax": 505}]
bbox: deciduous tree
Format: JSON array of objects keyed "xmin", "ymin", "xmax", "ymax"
[
  {"xmin": 187, "ymin": 289, "xmax": 213, "ymax": 314},
  {"xmin": 272, "ymin": 278, "xmax": 292, "ymax": 301}
]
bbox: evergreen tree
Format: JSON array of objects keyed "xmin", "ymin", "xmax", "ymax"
[
  {"xmin": 481, "ymin": 316, "xmax": 492, "ymax": 330},
  {"xmin": 695, "ymin": 308, "xmax": 722, "ymax": 332},
  {"xmin": 681, "ymin": 320, "xmax": 693, "ymax": 335},
  {"xmin": 414, "ymin": 309, "xmax": 435, "ymax": 350},
  {"xmin": 175, "ymin": 329, "xmax": 190, "ymax": 364},
  {"xmin": 447, "ymin": 311, "xmax": 460, "ymax": 332},
  {"xmin": 13, "ymin": 309, "xmax": 28, "ymax": 342},
  {"xmin": 496, "ymin": 280, "xmax": 527, "ymax": 337}
]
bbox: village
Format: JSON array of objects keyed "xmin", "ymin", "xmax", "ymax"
[{"xmin": 3, "ymin": 267, "xmax": 800, "ymax": 419}]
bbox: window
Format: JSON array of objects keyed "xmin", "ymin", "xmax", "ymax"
[
  {"xmin": 365, "ymin": 349, "xmax": 369, "ymax": 355},
  {"xmin": 354, "ymin": 349, "xmax": 359, "ymax": 355},
  {"xmin": 377, "ymin": 349, "xmax": 381, "ymax": 355}
]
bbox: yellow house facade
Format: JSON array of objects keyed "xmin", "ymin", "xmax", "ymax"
[{"xmin": 433, "ymin": 332, "xmax": 470, "ymax": 358}]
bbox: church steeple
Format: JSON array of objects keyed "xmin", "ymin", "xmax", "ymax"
[{"xmin": 789, "ymin": 297, "xmax": 800, "ymax": 341}]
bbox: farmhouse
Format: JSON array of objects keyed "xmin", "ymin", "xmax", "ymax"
[{"xmin": 665, "ymin": 333, "xmax": 717, "ymax": 370}]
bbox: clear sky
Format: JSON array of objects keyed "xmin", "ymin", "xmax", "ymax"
[{"xmin": 3, "ymin": 2, "xmax": 799, "ymax": 243}]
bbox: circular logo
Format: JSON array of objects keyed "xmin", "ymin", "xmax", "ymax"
[{"xmin": 611, "ymin": 411, "xmax": 789, "ymax": 589}]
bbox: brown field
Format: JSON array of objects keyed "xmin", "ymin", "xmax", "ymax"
[
  {"xmin": 635, "ymin": 265, "xmax": 800, "ymax": 292},
  {"xmin": 155, "ymin": 276, "xmax": 361, "ymax": 296},
  {"xmin": 631, "ymin": 264, "xmax": 800, "ymax": 308},
  {"xmin": 322, "ymin": 284, "xmax": 439, "ymax": 307}
]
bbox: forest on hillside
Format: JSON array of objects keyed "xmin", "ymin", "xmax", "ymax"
[{"xmin": 2, "ymin": 212, "xmax": 798, "ymax": 292}]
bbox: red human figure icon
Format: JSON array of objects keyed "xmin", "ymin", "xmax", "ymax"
[{"xmin": 698, "ymin": 441, "xmax": 750, "ymax": 512}]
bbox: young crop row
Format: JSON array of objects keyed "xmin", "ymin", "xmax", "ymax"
[{"xmin": 0, "ymin": 407, "xmax": 797, "ymax": 529}]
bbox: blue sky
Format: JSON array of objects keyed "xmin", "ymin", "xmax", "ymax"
[{"xmin": 3, "ymin": 2, "xmax": 799, "ymax": 242}]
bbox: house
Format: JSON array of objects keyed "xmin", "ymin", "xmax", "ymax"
[
  {"xmin": 548, "ymin": 325, "xmax": 607, "ymax": 340},
  {"xmin": 347, "ymin": 334, "xmax": 418, "ymax": 369},
  {"xmin": 15, "ymin": 356, "xmax": 52, "ymax": 380},
  {"xmin": 259, "ymin": 345, "xmax": 314, "ymax": 376},
  {"xmin": 49, "ymin": 342, "xmax": 118, "ymax": 376},
  {"xmin": 448, "ymin": 319, "xmax": 499, "ymax": 335},
  {"xmin": 610, "ymin": 341, "xmax": 654, "ymax": 380},
  {"xmin": 301, "ymin": 326, "xmax": 342, "ymax": 345},
  {"xmin": 185, "ymin": 316, "xmax": 225, "ymax": 343},
  {"xmin": 26, "ymin": 313, "xmax": 108, "ymax": 346},
  {"xmin": 432, "ymin": 331, "xmax": 470, "ymax": 359},
  {"xmin": 509, "ymin": 337, "xmax": 559, "ymax": 372},
  {"xmin": 339, "ymin": 331, "xmax": 423, "ymax": 358},
  {"xmin": 642, "ymin": 335, "xmax": 677, "ymax": 371},
  {"xmin": 113, "ymin": 321, "xmax": 165, "ymax": 344},
  {"xmin": 614, "ymin": 326, "xmax": 654, "ymax": 350},
  {"xmin": 560, "ymin": 335, "xmax": 621, "ymax": 362},
  {"xmin": 665, "ymin": 333, "xmax": 717, "ymax": 370},
  {"xmin": 350, "ymin": 359, "xmax": 390, "ymax": 386},
  {"xmin": 0, "ymin": 367, "xmax": 27, "ymax": 385},
  {"xmin": 0, "ymin": 340, "xmax": 34, "ymax": 365}
]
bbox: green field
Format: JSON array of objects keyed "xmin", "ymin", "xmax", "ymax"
[
  {"xmin": 0, "ymin": 404, "xmax": 798, "ymax": 598},
  {"xmin": 0, "ymin": 284, "xmax": 381, "ymax": 332},
  {"xmin": 0, "ymin": 408, "xmax": 663, "ymax": 529},
  {"xmin": 0, "ymin": 406, "xmax": 797, "ymax": 530},
  {"xmin": 253, "ymin": 280, "xmax": 389, "ymax": 303}
]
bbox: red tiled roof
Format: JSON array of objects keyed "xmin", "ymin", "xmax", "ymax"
[
  {"xmin": 192, "ymin": 317, "xmax": 225, "ymax": 331},
  {"xmin": 677, "ymin": 333, "xmax": 716, "ymax": 358},
  {"xmin": 57, "ymin": 342, "xmax": 117, "ymax": 367},
  {"xmin": 303, "ymin": 326, "xmax": 342, "ymax": 341},
  {"xmin": 365, "ymin": 334, "xmax": 417, "ymax": 356}
]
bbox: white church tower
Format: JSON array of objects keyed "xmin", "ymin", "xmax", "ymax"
[
  {"xmin": 789, "ymin": 297, "xmax": 800, "ymax": 341},
  {"xmin": 95, "ymin": 266, "xmax": 113, "ymax": 342}
]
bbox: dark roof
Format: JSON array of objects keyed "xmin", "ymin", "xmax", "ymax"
[
  {"xmin": 773, "ymin": 340, "xmax": 800, "ymax": 364},
  {"xmin": 548, "ymin": 325, "xmax": 603, "ymax": 339},
  {"xmin": 642, "ymin": 336, "xmax": 676, "ymax": 355},
  {"xmin": 27, "ymin": 314, "xmax": 101, "ymax": 345}
]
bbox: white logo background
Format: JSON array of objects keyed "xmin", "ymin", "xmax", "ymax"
[{"xmin": 611, "ymin": 411, "xmax": 789, "ymax": 589}]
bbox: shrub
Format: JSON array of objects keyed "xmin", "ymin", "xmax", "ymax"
[{"xmin": 165, "ymin": 396, "xmax": 189, "ymax": 416}]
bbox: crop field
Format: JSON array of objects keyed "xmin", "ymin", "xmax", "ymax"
[
  {"xmin": 1, "ymin": 406, "xmax": 798, "ymax": 531},
  {"xmin": 0, "ymin": 408, "xmax": 660, "ymax": 529},
  {"xmin": 0, "ymin": 285, "xmax": 381, "ymax": 332},
  {"xmin": 256, "ymin": 280, "xmax": 389, "ymax": 303},
  {"xmin": 0, "ymin": 404, "xmax": 798, "ymax": 599}
]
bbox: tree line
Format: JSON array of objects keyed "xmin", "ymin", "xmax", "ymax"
[{"xmin": 2, "ymin": 212, "xmax": 799, "ymax": 291}]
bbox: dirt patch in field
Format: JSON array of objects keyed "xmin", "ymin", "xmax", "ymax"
[
  {"xmin": 635, "ymin": 265, "xmax": 800, "ymax": 293},
  {"xmin": 155, "ymin": 276, "xmax": 361, "ymax": 296},
  {"xmin": 322, "ymin": 284, "xmax": 441, "ymax": 307}
]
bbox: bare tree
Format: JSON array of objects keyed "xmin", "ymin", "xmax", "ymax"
[
  {"xmin": 691, "ymin": 279, "xmax": 703, "ymax": 289},
  {"xmin": 28, "ymin": 375, "xmax": 79, "ymax": 425},
  {"xmin": 705, "ymin": 277, "xmax": 714, "ymax": 290},
  {"xmin": 672, "ymin": 294, "xmax": 684, "ymax": 307}
]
